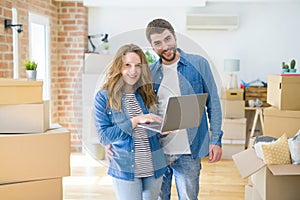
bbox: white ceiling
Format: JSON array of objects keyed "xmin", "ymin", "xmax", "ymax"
[
  {"xmin": 84, "ymin": 0, "xmax": 206, "ymax": 7},
  {"xmin": 83, "ymin": 0, "xmax": 299, "ymax": 7}
]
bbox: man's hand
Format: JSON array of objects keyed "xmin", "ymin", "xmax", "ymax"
[
  {"xmin": 208, "ymin": 144, "xmax": 222, "ymax": 163},
  {"xmin": 105, "ymin": 144, "xmax": 113, "ymax": 163}
]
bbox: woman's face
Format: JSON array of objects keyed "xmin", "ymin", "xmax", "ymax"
[{"xmin": 121, "ymin": 52, "xmax": 142, "ymax": 92}]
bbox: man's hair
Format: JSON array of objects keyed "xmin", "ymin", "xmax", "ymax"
[{"xmin": 146, "ymin": 18, "xmax": 175, "ymax": 43}]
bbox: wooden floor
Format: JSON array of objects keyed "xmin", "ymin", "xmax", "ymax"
[{"xmin": 63, "ymin": 152, "xmax": 248, "ymax": 200}]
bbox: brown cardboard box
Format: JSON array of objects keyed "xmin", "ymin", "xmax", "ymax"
[
  {"xmin": 0, "ymin": 78, "xmax": 43, "ymax": 105},
  {"xmin": 244, "ymin": 183, "xmax": 262, "ymax": 200},
  {"xmin": 0, "ymin": 178, "xmax": 62, "ymax": 200},
  {"xmin": 222, "ymin": 118, "xmax": 247, "ymax": 140},
  {"xmin": 221, "ymin": 99, "xmax": 245, "ymax": 118},
  {"xmin": 263, "ymin": 106, "xmax": 300, "ymax": 138},
  {"xmin": 0, "ymin": 101, "xmax": 49, "ymax": 133},
  {"xmin": 232, "ymin": 149, "xmax": 300, "ymax": 200},
  {"xmin": 267, "ymin": 74, "xmax": 300, "ymax": 110},
  {"xmin": 0, "ymin": 128, "xmax": 70, "ymax": 184},
  {"xmin": 221, "ymin": 139, "xmax": 245, "ymax": 159},
  {"xmin": 222, "ymin": 88, "xmax": 244, "ymax": 100}
]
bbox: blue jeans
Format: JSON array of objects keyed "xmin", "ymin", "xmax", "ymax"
[
  {"xmin": 158, "ymin": 154, "xmax": 201, "ymax": 200},
  {"xmin": 112, "ymin": 176, "xmax": 163, "ymax": 200}
]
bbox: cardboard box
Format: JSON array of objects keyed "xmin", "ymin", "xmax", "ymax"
[
  {"xmin": 245, "ymin": 183, "xmax": 262, "ymax": 200},
  {"xmin": 221, "ymin": 139, "xmax": 245, "ymax": 159},
  {"xmin": 222, "ymin": 118, "xmax": 247, "ymax": 140},
  {"xmin": 263, "ymin": 106, "xmax": 300, "ymax": 138},
  {"xmin": 222, "ymin": 88, "xmax": 244, "ymax": 100},
  {"xmin": 221, "ymin": 99, "xmax": 245, "ymax": 118},
  {"xmin": 0, "ymin": 178, "xmax": 62, "ymax": 200},
  {"xmin": 0, "ymin": 78, "xmax": 43, "ymax": 105},
  {"xmin": 267, "ymin": 74, "xmax": 300, "ymax": 110},
  {"xmin": 244, "ymin": 184, "xmax": 253, "ymax": 200},
  {"xmin": 0, "ymin": 128, "xmax": 70, "ymax": 184},
  {"xmin": 0, "ymin": 101, "xmax": 49, "ymax": 133},
  {"xmin": 233, "ymin": 149, "xmax": 300, "ymax": 200}
]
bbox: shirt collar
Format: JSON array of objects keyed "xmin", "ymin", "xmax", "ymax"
[{"xmin": 153, "ymin": 48, "xmax": 188, "ymax": 72}]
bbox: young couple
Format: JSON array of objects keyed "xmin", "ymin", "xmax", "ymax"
[{"xmin": 94, "ymin": 18, "xmax": 223, "ymax": 200}]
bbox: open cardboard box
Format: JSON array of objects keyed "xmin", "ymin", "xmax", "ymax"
[{"xmin": 232, "ymin": 149, "xmax": 300, "ymax": 200}]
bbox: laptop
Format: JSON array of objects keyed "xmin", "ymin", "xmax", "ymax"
[{"xmin": 137, "ymin": 93, "xmax": 208, "ymax": 132}]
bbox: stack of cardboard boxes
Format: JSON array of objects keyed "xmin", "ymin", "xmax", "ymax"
[
  {"xmin": 264, "ymin": 74, "xmax": 300, "ymax": 138},
  {"xmin": 0, "ymin": 79, "xmax": 70, "ymax": 200},
  {"xmin": 220, "ymin": 88, "xmax": 247, "ymax": 159},
  {"xmin": 233, "ymin": 74, "xmax": 300, "ymax": 200}
]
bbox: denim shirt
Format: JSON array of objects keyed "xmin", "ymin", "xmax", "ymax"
[
  {"xmin": 150, "ymin": 48, "xmax": 223, "ymax": 159},
  {"xmin": 94, "ymin": 89, "xmax": 167, "ymax": 181}
]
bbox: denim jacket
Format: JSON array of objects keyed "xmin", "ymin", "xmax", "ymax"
[
  {"xmin": 94, "ymin": 89, "xmax": 167, "ymax": 181},
  {"xmin": 150, "ymin": 48, "xmax": 223, "ymax": 159}
]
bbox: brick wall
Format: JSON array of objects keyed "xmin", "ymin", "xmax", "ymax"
[
  {"xmin": 56, "ymin": 1, "xmax": 88, "ymax": 151},
  {"xmin": 0, "ymin": 1, "xmax": 13, "ymax": 77},
  {"xmin": 0, "ymin": 0, "xmax": 87, "ymax": 152}
]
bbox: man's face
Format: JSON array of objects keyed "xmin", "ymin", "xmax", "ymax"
[{"xmin": 150, "ymin": 29, "xmax": 177, "ymax": 63}]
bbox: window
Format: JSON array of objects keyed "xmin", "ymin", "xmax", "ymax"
[
  {"xmin": 28, "ymin": 13, "xmax": 50, "ymax": 100},
  {"xmin": 12, "ymin": 8, "xmax": 19, "ymax": 78}
]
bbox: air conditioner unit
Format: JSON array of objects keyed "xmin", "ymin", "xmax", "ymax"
[{"xmin": 186, "ymin": 14, "xmax": 239, "ymax": 30}]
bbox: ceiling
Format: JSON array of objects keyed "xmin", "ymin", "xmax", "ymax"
[{"xmin": 83, "ymin": 0, "xmax": 298, "ymax": 7}]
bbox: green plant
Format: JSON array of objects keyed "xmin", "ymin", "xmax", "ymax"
[
  {"xmin": 290, "ymin": 59, "xmax": 296, "ymax": 69},
  {"xmin": 145, "ymin": 50, "xmax": 157, "ymax": 64},
  {"xmin": 282, "ymin": 61, "xmax": 289, "ymax": 69},
  {"xmin": 103, "ymin": 43, "xmax": 109, "ymax": 50},
  {"xmin": 24, "ymin": 60, "xmax": 38, "ymax": 70}
]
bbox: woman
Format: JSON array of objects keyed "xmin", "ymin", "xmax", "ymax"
[{"xmin": 94, "ymin": 44, "xmax": 167, "ymax": 200}]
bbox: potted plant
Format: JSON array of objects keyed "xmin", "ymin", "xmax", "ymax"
[
  {"xmin": 145, "ymin": 50, "xmax": 157, "ymax": 64},
  {"xmin": 24, "ymin": 60, "xmax": 38, "ymax": 80},
  {"xmin": 281, "ymin": 62, "xmax": 289, "ymax": 73},
  {"xmin": 289, "ymin": 59, "xmax": 297, "ymax": 73},
  {"xmin": 102, "ymin": 42, "xmax": 109, "ymax": 54}
]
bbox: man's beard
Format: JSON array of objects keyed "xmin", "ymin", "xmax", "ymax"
[{"xmin": 158, "ymin": 48, "xmax": 177, "ymax": 62}]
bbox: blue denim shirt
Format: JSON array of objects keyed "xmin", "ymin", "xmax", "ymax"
[
  {"xmin": 150, "ymin": 48, "xmax": 223, "ymax": 159},
  {"xmin": 94, "ymin": 89, "xmax": 167, "ymax": 181}
]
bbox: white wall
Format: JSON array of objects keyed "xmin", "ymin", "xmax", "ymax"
[{"xmin": 88, "ymin": 2, "xmax": 300, "ymax": 87}]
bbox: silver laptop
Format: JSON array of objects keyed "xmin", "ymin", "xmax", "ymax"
[{"xmin": 138, "ymin": 93, "xmax": 208, "ymax": 132}]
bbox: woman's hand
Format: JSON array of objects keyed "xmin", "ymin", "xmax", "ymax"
[{"xmin": 131, "ymin": 113, "xmax": 163, "ymax": 129}]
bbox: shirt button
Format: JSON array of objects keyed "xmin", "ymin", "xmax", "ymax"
[
  {"xmin": 131, "ymin": 165, "xmax": 134, "ymax": 168},
  {"xmin": 131, "ymin": 150, "xmax": 134, "ymax": 152}
]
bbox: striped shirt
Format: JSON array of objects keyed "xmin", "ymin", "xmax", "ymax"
[{"xmin": 123, "ymin": 93, "xmax": 154, "ymax": 178}]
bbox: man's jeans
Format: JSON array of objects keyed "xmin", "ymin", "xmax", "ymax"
[
  {"xmin": 112, "ymin": 176, "xmax": 162, "ymax": 200},
  {"xmin": 159, "ymin": 154, "xmax": 201, "ymax": 200}
]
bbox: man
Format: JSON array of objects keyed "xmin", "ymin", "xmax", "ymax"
[{"xmin": 145, "ymin": 18, "xmax": 223, "ymax": 200}]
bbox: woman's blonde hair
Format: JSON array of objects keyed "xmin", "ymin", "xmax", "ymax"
[{"xmin": 101, "ymin": 44, "xmax": 157, "ymax": 111}]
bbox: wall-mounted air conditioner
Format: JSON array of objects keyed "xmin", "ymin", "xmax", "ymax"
[{"xmin": 186, "ymin": 14, "xmax": 239, "ymax": 30}]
